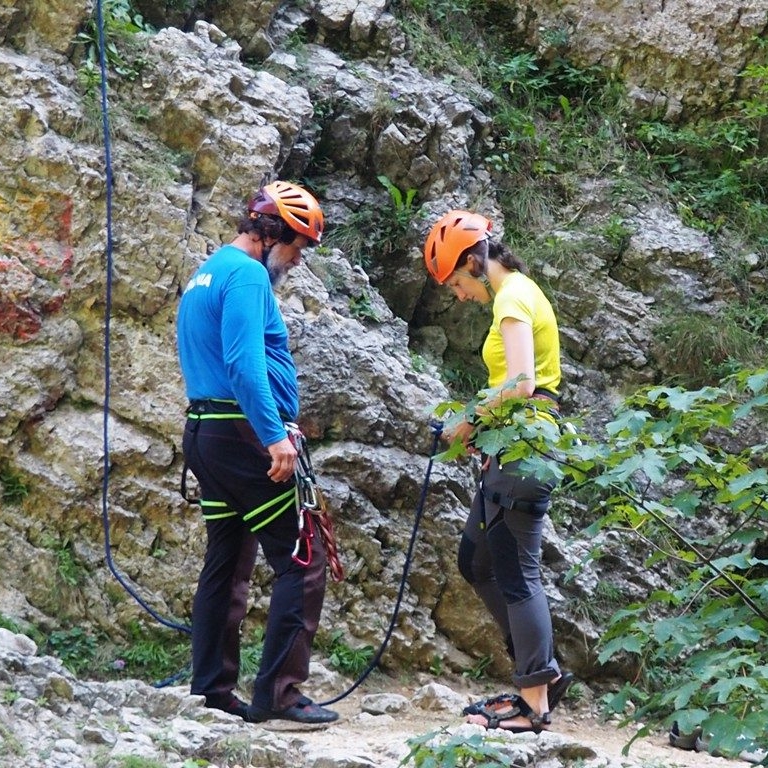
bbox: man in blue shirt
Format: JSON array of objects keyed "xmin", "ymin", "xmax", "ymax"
[{"xmin": 177, "ymin": 181, "xmax": 338, "ymax": 724}]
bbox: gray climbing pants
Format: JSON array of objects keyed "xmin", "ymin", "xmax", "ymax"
[{"xmin": 457, "ymin": 456, "xmax": 560, "ymax": 689}]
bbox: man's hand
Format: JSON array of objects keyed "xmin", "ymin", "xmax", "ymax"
[{"xmin": 267, "ymin": 436, "xmax": 298, "ymax": 483}]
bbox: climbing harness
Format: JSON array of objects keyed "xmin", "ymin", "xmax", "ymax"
[
  {"xmin": 284, "ymin": 422, "xmax": 345, "ymax": 582},
  {"xmin": 179, "ymin": 410, "xmax": 345, "ymax": 581}
]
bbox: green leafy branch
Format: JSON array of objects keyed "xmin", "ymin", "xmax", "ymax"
[
  {"xmin": 401, "ymin": 728, "xmax": 514, "ymax": 767},
  {"xmin": 433, "ymin": 369, "xmax": 768, "ymax": 758}
]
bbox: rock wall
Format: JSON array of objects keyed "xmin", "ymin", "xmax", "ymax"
[
  {"xmin": 508, "ymin": 0, "xmax": 768, "ymax": 119},
  {"xmin": 0, "ymin": 0, "xmax": 764, "ymax": 689}
]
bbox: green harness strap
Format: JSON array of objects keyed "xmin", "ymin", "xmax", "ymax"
[
  {"xmin": 243, "ymin": 487, "xmax": 296, "ymax": 532},
  {"xmin": 186, "ymin": 412, "xmax": 247, "ymax": 422},
  {"xmin": 201, "ymin": 487, "xmax": 296, "ymax": 532},
  {"xmin": 189, "ymin": 401, "xmax": 297, "ymax": 531}
]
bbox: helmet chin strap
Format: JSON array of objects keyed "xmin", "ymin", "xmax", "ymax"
[{"xmin": 478, "ymin": 273, "xmax": 495, "ymax": 300}]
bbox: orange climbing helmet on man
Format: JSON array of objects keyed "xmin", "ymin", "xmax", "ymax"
[
  {"xmin": 248, "ymin": 180, "xmax": 324, "ymax": 244},
  {"xmin": 423, "ymin": 210, "xmax": 492, "ymax": 284}
]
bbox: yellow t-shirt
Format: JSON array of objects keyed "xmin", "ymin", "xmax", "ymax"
[{"xmin": 482, "ymin": 271, "xmax": 561, "ymax": 393}]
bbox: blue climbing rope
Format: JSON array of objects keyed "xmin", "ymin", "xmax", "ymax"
[{"xmin": 95, "ymin": 0, "xmax": 191, "ymax": 640}]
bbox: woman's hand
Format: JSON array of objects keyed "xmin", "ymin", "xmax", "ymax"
[{"xmin": 443, "ymin": 419, "xmax": 478, "ymax": 453}]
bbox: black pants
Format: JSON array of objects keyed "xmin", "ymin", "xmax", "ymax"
[{"xmin": 183, "ymin": 414, "xmax": 327, "ymax": 711}]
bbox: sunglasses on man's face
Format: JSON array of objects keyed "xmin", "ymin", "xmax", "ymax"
[{"xmin": 278, "ymin": 224, "xmax": 298, "ymax": 244}]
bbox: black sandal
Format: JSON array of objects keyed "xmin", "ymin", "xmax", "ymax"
[
  {"xmin": 471, "ymin": 697, "xmax": 551, "ymax": 733},
  {"xmin": 463, "ymin": 671, "xmax": 574, "ymax": 717},
  {"xmin": 463, "ymin": 692, "xmax": 520, "ymax": 717},
  {"xmin": 548, "ymin": 671, "xmax": 574, "ymax": 710}
]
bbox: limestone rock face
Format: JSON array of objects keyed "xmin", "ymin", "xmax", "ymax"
[
  {"xmin": 495, "ymin": 0, "xmax": 768, "ymax": 119},
  {"xmin": 0, "ymin": 0, "xmax": 763, "ymax": 697},
  {"xmin": 0, "ymin": 0, "xmax": 90, "ymax": 54}
]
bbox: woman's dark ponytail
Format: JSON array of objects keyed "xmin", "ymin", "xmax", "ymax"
[
  {"xmin": 488, "ymin": 239, "xmax": 528, "ymax": 274},
  {"xmin": 461, "ymin": 238, "xmax": 528, "ymax": 277}
]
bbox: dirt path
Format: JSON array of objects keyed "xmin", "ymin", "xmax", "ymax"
[{"xmin": 259, "ymin": 676, "xmax": 757, "ymax": 768}]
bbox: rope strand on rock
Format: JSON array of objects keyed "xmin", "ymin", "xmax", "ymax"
[
  {"xmin": 319, "ymin": 420, "xmax": 443, "ymax": 706},
  {"xmin": 95, "ymin": 0, "xmax": 191, "ymax": 640}
]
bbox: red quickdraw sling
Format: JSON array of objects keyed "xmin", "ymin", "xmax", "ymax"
[{"xmin": 285, "ymin": 422, "xmax": 345, "ymax": 582}]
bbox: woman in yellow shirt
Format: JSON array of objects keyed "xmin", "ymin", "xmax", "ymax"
[{"xmin": 424, "ymin": 210, "xmax": 571, "ymax": 733}]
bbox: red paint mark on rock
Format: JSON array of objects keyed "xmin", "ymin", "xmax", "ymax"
[
  {"xmin": 0, "ymin": 301, "xmax": 42, "ymax": 341},
  {"xmin": 1, "ymin": 193, "xmax": 75, "ymax": 341}
]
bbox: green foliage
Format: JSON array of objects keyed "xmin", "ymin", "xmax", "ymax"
[
  {"xmin": 32, "ymin": 620, "xmax": 189, "ymax": 684},
  {"xmin": 598, "ymin": 215, "xmax": 634, "ymax": 252},
  {"xmin": 635, "ymin": 116, "xmax": 768, "ymax": 240},
  {"xmin": 0, "ymin": 463, "xmax": 29, "ymax": 504},
  {"xmin": 395, "ymin": 0, "xmax": 484, "ymax": 79},
  {"xmin": 409, "ymin": 351, "xmax": 430, "ymax": 374},
  {"xmin": 0, "ymin": 615, "xmax": 44, "ymax": 647},
  {"xmin": 115, "ymin": 757, "xmax": 166, "ymax": 768},
  {"xmin": 396, "ymin": 1, "xmax": 632, "ymax": 237},
  {"xmin": 116, "ymin": 623, "xmax": 190, "ymax": 681},
  {"xmin": 2, "ymin": 690, "xmax": 20, "ymax": 705},
  {"xmin": 378, "ymin": 174, "xmax": 418, "ymax": 216},
  {"xmin": 404, "ymin": 0, "xmax": 474, "ymax": 22},
  {"xmin": 0, "ymin": 615, "xmax": 22, "ymax": 634},
  {"xmin": 323, "ymin": 176, "xmax": 421, "ymax": 268},
  {"xmin": 120, "ymin": 637, "xmax": 185, "ymax": 677},
  {"xmin": 0, "ymin": 722, "xmax": 23, "ymax": 756},
  {"xmin": 573, "ymin": 580, "xmax": 627, "ymax": 624},
  {"xmin": 564, "ymin": 680, "xmax": 586, "ymax": 705},
  {"xmin": 322, "ymin": 210, "xmax": 372, "ymax": 267},
  {"xmin": 41, "ymin": 535, "xmax": 83, "ymax": 588},
  {"xmin": 284, "ymin": 26, "xmax": 308, "ymax": 54},
  {"xmin": 484, "ymin": 50, "xmax": 622, "ymax": 192},
  {"xmin": 74, "ymin": 0, "xmax": 152, "ymax": 93},
  {"xmin": 349, "ymin": 290, "xmax": 381, "ymax": 322},
  {"xmin": 655, "ymin": 307, "xmax": 766, "ymax": 387},
  {"xmin": 462, "ymin": 653, "xmax": 492, "ymax": 680},
  {"xmin": 401, "ymin": 728, "xmax": 515, "ymax": 767},
  {"xmin": 46, "ymin": 627, "xmax": 98, "ymax": 676},
  {"xmin": 440, "ymin": 364, "xmax": 487, "ymax": 402},
  {"xmin": 315, "ymin": 629, "xmax": 375, "ymax": 677},
  {"xmin": 631, "ymin": 48, "xmax": 768, "ymax": 245},
  {"xmin": 394, "ymin": 3, "xmax": 767, "ymax": 258},
  {"xmin": 434, "ymin": 369, "xmax": 768, "ymax": 758},
  {"xmin": 211, "ymin": 735, "xmax": 254, "ymax": 766},
  {"xmin": 238, "ymin": 626, "xmax": 265, "ymax": 679}
]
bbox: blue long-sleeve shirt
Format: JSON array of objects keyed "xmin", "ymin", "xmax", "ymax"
[{"xmin": 177, "ymin": 244, "xmax": 298, "ymax": 447}]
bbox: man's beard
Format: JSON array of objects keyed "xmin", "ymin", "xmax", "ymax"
[
  {"xmin": 266, "ymin": 258, "xmax": 289, "ymax": 286},
  {"xmin": 262, "ymin": 248, "xmax": 289, "ymax": 286}
]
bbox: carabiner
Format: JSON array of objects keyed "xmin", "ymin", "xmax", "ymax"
[
  {"xmin": 291, "ymin": 507, "xmax": 314, "ymax": 567},
  {"xmin": 298, "ymin": 475, "xmax": 319, "ymax": 510}
]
